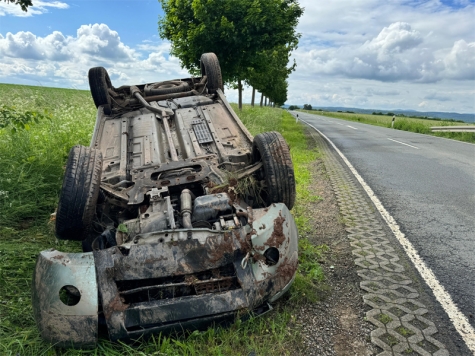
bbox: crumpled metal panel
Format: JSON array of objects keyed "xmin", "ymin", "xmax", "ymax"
[
  {"xmin": 92, "ymin": 205, "xmax": 298, "ymax": 342},
  {"xmin": 32, "ymin": 250, "xmax": 98, "ymax": 348},
  {"xmin": 93, "ymin": 231, "xmax": 248, "ymax": 341},
  {"xmin": 31, "ymin": 205, "xmax": 298, "ymax": 347},
  {"xmin": 250, "ymin": 204, "xmax": 299, "ymax": 296}
]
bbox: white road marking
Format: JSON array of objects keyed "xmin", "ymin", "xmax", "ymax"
[
  {"xmin": 347, "ymin": 125, "xmax": 358, "ymax": 130},
  {"xmin": 302, "ymin": 119, "xmax": 475, "ymax": 353},
  {"xmin": 387, "ymin": 138, "xmax": 419, "ymax": 149},
  {"xmin": 302, "ymin": 112, "xmax": 475, "ymax": 146}
]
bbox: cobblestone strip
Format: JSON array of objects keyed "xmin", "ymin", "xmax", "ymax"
[{"xmin": 311, "ymin": 132, "xmax": 449, "ymax": 356}]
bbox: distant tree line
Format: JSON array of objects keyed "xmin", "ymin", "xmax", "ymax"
[{"xmin": 288, "ymin": 104, "xmax": 315, "ymax": 110}]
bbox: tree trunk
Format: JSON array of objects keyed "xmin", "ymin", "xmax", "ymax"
[
  {"xmin": 260, "ymin": 92, "xmax": 264, "ymax": 107},
  {"xmin": 238, "ymin": 79, "xmax": 242, "ymax": 111},
  {"xmin": 251, "ymin": 87, "xmax": 255, "ymax": 107},
  {"xmin": 264, "ymin": 97, "xmax": 267, "ymax": 106}
]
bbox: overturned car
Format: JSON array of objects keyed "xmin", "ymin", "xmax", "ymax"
[{"xmin": 32, "ymin": 53, "xmax": 298, "ymax": 347}]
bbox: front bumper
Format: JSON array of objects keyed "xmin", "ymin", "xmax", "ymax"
[{"xmin": 32, "ymin": 203, "xmax": 298, "ymax": 347}]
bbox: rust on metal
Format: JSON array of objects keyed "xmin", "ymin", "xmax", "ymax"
[
  {"xmin": 103, "ymin": 294, "xmax": 129, "ymax": 320},
  {"xmin": 264, "ymin": 211, "xmax": 286, "ymax": 249},
  {"xmin": 208, "ymin": 232, "xmax": 234, "ymax": 263}
]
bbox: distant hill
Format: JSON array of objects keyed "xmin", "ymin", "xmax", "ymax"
[{"xmin": 282, "ymin": 105, "xmax": 475, "ymax": 123}]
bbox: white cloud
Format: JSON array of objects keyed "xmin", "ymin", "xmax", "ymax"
[
  {"xmin": 363, "ymin": 22, "xmax": 423, "ymax": 56},
  {"xmin": 0, "ymin": 0, "xmax": 68, "ymax": 17},
  {"xmin": 442, "ymin": 39, "xmax": 475, "ymax": 80},
  {"xmin": 0, "ymin": 24, "xmax": 187, "ymax": 89},
  {"xmin": 0, "ymin": 24, "xmax": 138, "ymax": 68},
  {"xmin": 75, "ymin": 24, "xmax": 135, "ymax": 61},
  {"xmin": 292, "ymin": 22, "xmax": 474, "ymax": 84}
]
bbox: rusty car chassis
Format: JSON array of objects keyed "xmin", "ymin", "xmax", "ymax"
[{"xmin": 32, "ymin": 53, "xmax": 298, "ymax": 347}]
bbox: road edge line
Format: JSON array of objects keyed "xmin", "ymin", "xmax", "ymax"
[{"xmin": 302, "ymin": 118, "xmax": 475, "ymax": 353}]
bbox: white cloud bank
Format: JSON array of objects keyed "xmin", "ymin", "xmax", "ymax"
[
  {"xmin": 0, "ymin": 24, "xmax": 188, "ymax": 88},
  {"xmin": 293, "ymin": 22, "xmax": 474, "ymax": 83}
]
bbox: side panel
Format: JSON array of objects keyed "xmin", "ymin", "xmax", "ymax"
[{"xmin": 32, "ymin": 250, "xmax": 98, "ymax": 347}]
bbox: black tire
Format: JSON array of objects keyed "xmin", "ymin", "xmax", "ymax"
[
  {"xmin": 56, "ymin": 145, "xmax": 103, "ymax": 241},
  {"xmin": 200, "ymin": 53, "xmax": 223, "ymax": 94},
  {"xmin": 252, "ymin": 132, "xmax": 296, "ymax": 210},
  {"xmin": 88, "ymin": 67, "xmax": 112, "ymax": 115},
  {"xmin": 144, "ymin": 81, "xmax": 190, "ymax": 96}
]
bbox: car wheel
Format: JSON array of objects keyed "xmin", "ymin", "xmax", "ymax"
[
  {"xmin": 144, "ymin": 81, "xmax": 190, "ymax": 96},
  {"xmin": 200, "ymin": 53, "xmax": 223, "ymax": 94},
  {"xmin": 56, "ymin": 145, "xmax": 102, "ymax": 241},
  {"xmin": 252, "ymin": 131, "xmax": 296, "ymax": 210},
  {"xmin": 88, "ymin": 67, "xmax": 112, "ymax": 115}
]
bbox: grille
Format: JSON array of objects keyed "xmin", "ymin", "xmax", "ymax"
[{"xmin": 116, "ymin": 264, "xmax": 240, "ymax": 304}]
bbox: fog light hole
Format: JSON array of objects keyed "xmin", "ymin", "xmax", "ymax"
[
  {"xmin": 59, "ymin": 285, "xmax": 81, "ymax": 306},
  {"xmin": 264, "ymin": 247, "xmax": 280, "ymax": 266}
]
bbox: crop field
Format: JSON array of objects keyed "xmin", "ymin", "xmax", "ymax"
[
  {"xmin": 301, "ymin": 110, "xmax": 475, "ymax": 143},
  {"xmin": 0, "ymin": 84, "xmax": 325, "ymax": 355}
]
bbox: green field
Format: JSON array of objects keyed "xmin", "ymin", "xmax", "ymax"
[
  {"xmin": 301, "ymin": 110, "xmax": 475, "ymax": 143},
  {"xmin": 0, "ymin": 84, "xmax": 325, "ymax": 355}
]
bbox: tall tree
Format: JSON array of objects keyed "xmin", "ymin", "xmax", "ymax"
[
  {"xmin": 248, "ymin": 44, "xmax": 296, "ymax": 106},
  {"xmin": 158, "ymin": 0, "xmax": 303, "ymax": 109},
  {"xmin": 3, "ymin": 0, "xmax": 32, "ymax": 11}
]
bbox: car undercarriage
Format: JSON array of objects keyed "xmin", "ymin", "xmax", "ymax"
[{"xmin": 32, "ymin": 53, "xmax": 298, "ymax": 347}]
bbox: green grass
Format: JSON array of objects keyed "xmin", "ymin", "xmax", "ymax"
[
  {"xmin": 0, "ymin": 84, "xmax": 96, "ymax": 228},
  {"xmin": 301, "ymin": 110, "xmax": 475, "ymax": 143},
  {"xmin": 0, "ymin": 85, "xmax": 327, "ymax": 355},
  {"xmin": 377, "ymin": 313, "xmax": 393, "ymax": 325}
]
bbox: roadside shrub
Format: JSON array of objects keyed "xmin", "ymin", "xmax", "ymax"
[
  {"xmin": 393, "ymin": 119, "xmax": 430, "ymax": 134},
  {"xmin": 0, "ymin": 104, "xmax": 51, "ymax": 133}
]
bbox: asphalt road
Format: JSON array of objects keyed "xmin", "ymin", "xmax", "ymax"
[{"xmin": 294, "ymin": 111, "xmax": 475, "ymax": 329}]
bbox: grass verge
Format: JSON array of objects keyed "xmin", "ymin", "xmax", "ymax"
[
  {"xmin": 0, "ymin": 84, "xmax": 327, "ymax": 355},
  {"xmin": 300, "ymin": 110, "xmax": 475, "ymax": 143}
]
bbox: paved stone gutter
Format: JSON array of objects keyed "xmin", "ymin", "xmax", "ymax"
[{"xmin": 309, "ymin": 130, "xmax": 452, "ymax": 356}]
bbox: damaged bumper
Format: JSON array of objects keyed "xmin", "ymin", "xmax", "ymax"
[{"xmin": 32, "ymin": 204, "xmax": 298, "ymax": 347}]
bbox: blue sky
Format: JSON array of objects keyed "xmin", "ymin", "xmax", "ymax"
[
  {"xmin": 0, "ymin": 0, "xmax": 474, "ymax": 113},
  {"xmin": 1, "ymin": 1, "xmax": 163, "ymax": 44}
]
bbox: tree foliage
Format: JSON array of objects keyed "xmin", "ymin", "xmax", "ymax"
[
  {"xmin": 3, "ymin": 0, "xmax": 32, "ymax": 11},
  {"xmin": 303, "ymin": 104, "xmax": 312, "ymax": 110},
  {"xmin": 247, "ymin": 44, "xmax": 296, "ymax": 105},
  {"xmin": 158, "ymin": 0, "xmax": 303, "ymax": 106}
]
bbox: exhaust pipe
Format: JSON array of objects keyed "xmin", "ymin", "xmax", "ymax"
[{"xmin": 181, "ymin": 189, "xmax": 192, "ymax": 229}]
